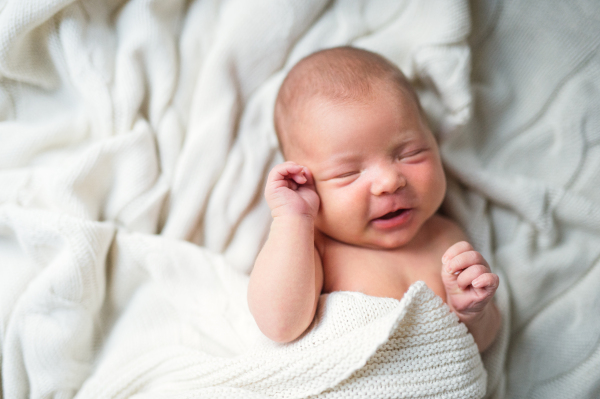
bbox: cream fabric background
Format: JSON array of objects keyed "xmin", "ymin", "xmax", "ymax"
[{"xmin": 1, "ymin": 0, "xmax": 599, "ymax": 397}]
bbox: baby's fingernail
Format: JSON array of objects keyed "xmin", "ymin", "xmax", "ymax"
[
  {"xmin": 472, "ymin": 278, "xmax": 483, "ymax": 288},
  {"xmin": 441, "ymin": 256, "xmax": 448, "ymax": 264}
]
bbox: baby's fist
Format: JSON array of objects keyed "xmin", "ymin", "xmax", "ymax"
[
  {"xmin": 265, "ymin": 162, "xmax": 320, "ymax": 218},
  {"xmin": 441, "ymin": 241, "xmax": 499, "ymax": 320}
]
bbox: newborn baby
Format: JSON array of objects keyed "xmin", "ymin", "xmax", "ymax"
[{"xmin": 248, "ymin": 46, "xmax": 500, "ymax": 352}]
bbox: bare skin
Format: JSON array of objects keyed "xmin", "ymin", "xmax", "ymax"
[{"xmin": 248, "ymin": 83, "xmax": 500, "ymax": 351}]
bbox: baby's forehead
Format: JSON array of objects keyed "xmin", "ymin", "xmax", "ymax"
[
  {"xmin": 284, "ymin": 89, "xmax": 422, "ymax": 161},
  {"xmin": 276, "ymin": 47, "xmax": 422, "ymax": 157},
  {"xmin": 294, "ymin": 81, "xmax": 418, "ymax": 127}
]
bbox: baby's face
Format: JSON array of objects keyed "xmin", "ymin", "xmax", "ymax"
[{"xmin": 286, "ymin": 86, "xmax": 446, "ymax": 249}]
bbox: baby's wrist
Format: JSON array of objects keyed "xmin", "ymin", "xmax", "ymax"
[
  {"xmin": 459, "ymin": 301, "xmax": 501, "ymax": 352},
  {"xmin": 271, "ymin": 213, "xmax": 316, "ymax": 231},
  {"xmin": 268, "ymin": 213, "xmax": 316, "ymax": 245},
  {"xmin": 455, "ymin": 308, "xmax": 484, "ymax": 326},
  {"xmin": 271, "ymin": 205, "xmax": 317, "ymax": 220},
  {"xmin": 454, "ymin": 300, "xmax": 496, "ymax": 326}
]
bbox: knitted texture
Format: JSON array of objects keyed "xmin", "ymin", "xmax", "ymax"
[
  {"xmin": 238, "ymin": 281, "xmax": 487, "ymax": 398},
  {"xmin": 4, "ymin": 0, "xmax": 600, "ymax": 397},
  {"xmin": 1, "ymin": 0, "xmax": 482, "ymax": 397},
  {"xmin": 78, "ymin": 281, "xmax": 485, "ymax": 399}
]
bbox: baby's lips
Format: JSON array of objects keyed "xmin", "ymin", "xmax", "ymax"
[{"xmin": 371, "ymin": 205, "xmax": 410, "ymax": 221}]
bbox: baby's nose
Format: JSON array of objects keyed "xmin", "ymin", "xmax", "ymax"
[{"xmin": 370, "ymin": 166, "xmax": 406, "ymax": 196}]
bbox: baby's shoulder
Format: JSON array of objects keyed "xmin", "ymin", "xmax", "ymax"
[{"xmin": 423, "ymin": 214, "xmax": 468, "ymax": 249}]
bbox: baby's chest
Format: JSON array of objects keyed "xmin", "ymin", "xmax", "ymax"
[{"xmin": 320, "ymin": 243, "xmax": 446, "ymax": 302}]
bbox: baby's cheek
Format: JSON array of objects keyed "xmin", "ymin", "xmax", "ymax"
[
  {"xmin": 318, "ymin": 187, "xmax": 362, "ymax": 227},
  {"xmin": 410, "ymin": 162, "xmax": 446, "ymax": 204}
]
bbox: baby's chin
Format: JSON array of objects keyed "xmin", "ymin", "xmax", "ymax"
[
  {"xmin": 321, "ymin": 230, "xmax": 417, "ymax": 250},
  {"xmin": 360, "ymin": 235, "xmax": 415, "ymax": 250}
]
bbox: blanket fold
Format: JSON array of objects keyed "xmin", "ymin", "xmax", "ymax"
[
  {"xmin": 6, "ymin": 0, "xmax": 599, "ymax": 397},
  {"xmin": 76, "ymin": 282, "xmax": 486, "ymax": 399}
]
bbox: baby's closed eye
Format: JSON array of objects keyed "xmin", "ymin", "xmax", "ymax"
[
  {"xmin": 335, "ymin": 171, "xmax": 359, "ymax": 179},
  {"xmin": 397, "ymin": 148, "xmax": 429, "ymax": 163},
  {"xmin": 320, "ymin": 169, "xmax": 361, "ymax": 183},
  {"xmin": 331, "ymin": 170, "xmax": 363, "ymax": 186}
]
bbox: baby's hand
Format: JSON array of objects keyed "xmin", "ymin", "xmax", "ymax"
[
  {"xmin": 265, "ymin": 161, "xmax": 320, "ymax": 219},
  {"xmin": 441, "ymin": 241, "xmax": 499, "ymax": 321}
]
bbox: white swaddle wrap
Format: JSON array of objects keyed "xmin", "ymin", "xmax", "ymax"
[{"xmin": 77, "ymin": 281, "xmax": 486, "ymax": 398}]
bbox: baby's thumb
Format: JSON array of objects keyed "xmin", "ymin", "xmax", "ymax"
[{"xmin": 441, "ymin": 261, "xmax": 460, "ymax": 290}]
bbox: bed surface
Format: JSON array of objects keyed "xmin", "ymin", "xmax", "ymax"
[{"xmin": 1, "ymin": 0, "xmax": 599, "ymax": 397}]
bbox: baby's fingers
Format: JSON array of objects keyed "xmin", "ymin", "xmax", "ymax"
[
  {"xmin": 442, "ymin": 241, "xmax": 473, "ymax": 265},
  {"xmin": 456, "ymin": 264, "xmax": 490, "ymax": 290},
  {"xmin": 444, "ymin": 249, "xmax": 489, "ymax": 275},
  {"xmin": 269, "ymin": 162, "xmax": 309, "ymax": 186},
  {"xmin": 472, "ymin": 272, "xmax": 500, "ymax": 291},
  {"xmin": 301, "ymin": 167, "xmax": 315, "ymax": 187}
]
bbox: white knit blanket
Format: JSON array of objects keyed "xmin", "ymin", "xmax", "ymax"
[
  {"xmin": 74, "ymin": 281, "xmax": 485, "ymax": 398},
  {"xmin": 2, "ymin": 0, "xmax": 600, "ymax": 398}
]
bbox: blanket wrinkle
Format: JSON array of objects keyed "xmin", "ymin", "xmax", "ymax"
[
  {"xmin": 0, "ymin": 0, "xmax": 76, "ymax": 88},
  {"xmin": 0, "ymin": 0, "xmax": 483, "ymax": 397},
  {"xmin": 75, "ymin": 282, "xmax": 486, "ymax": 399},
  {"xmin": 3, "ymin": 0, "xmax": 600, "ymax": 398},
  {"xmin": 1, "ymin": 206, "xmax": 115, "ymax": 398},
  {"xmin": 444, "ymin": 1, "xmax": 600, "ymax": 397}
]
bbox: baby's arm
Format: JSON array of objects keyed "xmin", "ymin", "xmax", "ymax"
[
  {"xmin": 248, "ymin": 162, "xmax": 323, "ymax": 343},
  {"xmin": 441, "ymin": 241, "xmax": 501, "ymax": 352}
]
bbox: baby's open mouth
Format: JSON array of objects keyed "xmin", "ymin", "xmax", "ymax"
[{"xmin": 377, "ymin": 209, "xmax": 407, "ymax": 220}]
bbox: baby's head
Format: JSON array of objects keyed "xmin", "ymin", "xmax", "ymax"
[{"xmin": 274, "ymin": 47, "xmax": 446, "ymax": 249}]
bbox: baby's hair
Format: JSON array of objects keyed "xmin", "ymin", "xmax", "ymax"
[{"xmin": 274, "ymin": 46, "xmax": 421, "ymax": 155}]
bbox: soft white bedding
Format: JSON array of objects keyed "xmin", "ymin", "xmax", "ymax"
[
  {"xmin": 75, "ymin": 281, "xmax": 486, "ymax": 398},
  {"xmin": 1, "ymin": 0, "xmax": 599, "ymax": 398}
]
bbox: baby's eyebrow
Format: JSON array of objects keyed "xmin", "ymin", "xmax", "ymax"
[
  {"xmin": 316, "ymin": 156, "xmax": 361, "ymax": 179},
  {"xmin": 318, "ymin": 155, "xmax": 362, "ymax": 173},
  {"xmin": 389, "ymin": 134, "xmax": 429, "ymax": 153},
  {"xmin": 391, "ymin": 134, "xmax": 420, "ymax": 147},
  {"xmin": 325, "ymin": 153, "xmax": 361, "ymax": 164}
]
